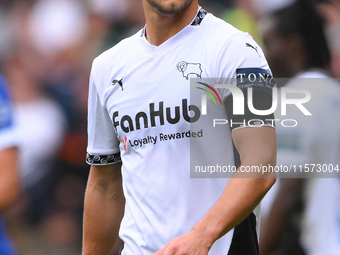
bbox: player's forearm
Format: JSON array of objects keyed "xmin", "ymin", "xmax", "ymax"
[
  {"xmin": 191, "ymin": 162, "xmax": 276, "ymax": 247},
  {"xmin": 82, "ymin": 165, "xmax": 125, "ymax": 255},
  {"xmin": 191, "ymin": 127, "xmax": 277, "ymax": 246},
  {"xmin": 0, "ymin": 148, "xmax": 19, "ymax": 212},
  {"xmin": 83, "ymin": 186, "xmax": 125, "ymax": 255}
]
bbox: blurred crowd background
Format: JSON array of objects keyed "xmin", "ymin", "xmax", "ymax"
[{"xmin": 0, "ymin": 0, "xmax": 339, "ymax": 255}]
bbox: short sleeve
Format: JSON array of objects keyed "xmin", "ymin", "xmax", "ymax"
[
  {"xmin": 217, "ymin": 32, "xmax": 273, "ymax": 99},
  {"xmin": 0, "ymin": 76, "xmax": 18, "ymax": 151},
  {"xmin": 214, "ymin": 32, "xmax": 276, "ymax": 131},
  {"xmin": 86, "ymin": 70, "xmax": 121, "ymax": 165}
]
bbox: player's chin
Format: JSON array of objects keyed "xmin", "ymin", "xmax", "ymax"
[
  {"xmin": 162, "ymin": 0, "xmax": 193, "ymax": 6},
  {"xmin": 150, "ymin": 0, "xmax": 194, "ymax": 15}
]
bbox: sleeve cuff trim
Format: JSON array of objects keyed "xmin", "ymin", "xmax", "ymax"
[{"xmin": 86, "ymin": 153, "xmax": 121, "ymax": 165}]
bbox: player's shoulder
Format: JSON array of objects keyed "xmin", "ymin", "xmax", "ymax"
[
  {"xmin": 200, "ymin": 13, "xmax": 269, "ymax": 77},
  {"xmin": 202, "ymin": 13, "xmax": 256, "ymax": 47},
  {"xmin": 201, "ymin": 13, "xmax": 264, "ymax": 64},
  {"xmin": 293, "ymin": 69, "xmax": 340, "ymax": 89},
  {"xmin": 293, "ymin": 69, "xmax": 340, "ymax": 97}
]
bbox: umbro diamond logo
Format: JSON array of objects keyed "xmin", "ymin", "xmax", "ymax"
[
  {"xmin": 246, "ymin": 43, "xmax": 260, "ymax": 56},
  {"xmin": 112, "ymin": 77, "xmax": 124, "ymax": 90}
]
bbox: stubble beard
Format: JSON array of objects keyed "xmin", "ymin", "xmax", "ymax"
[{"xmin": 146, "ymin": 0, "xmax": 195, "ymax": 15}]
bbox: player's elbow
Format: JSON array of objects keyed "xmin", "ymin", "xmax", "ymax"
[
  {"xmin": 257, "ymin": 153, "xmax": 276, "ymax": 191},
  {"xmin": 264, "ymin": 167, "xmax": 276, "ymax": 195},
  {"xmin": 263, "ymin": 173, "xmax": 276, "ymax": 193},
  {"xmin": 264, "ymin": 156, "xmax": 276, "ymax": 185}
]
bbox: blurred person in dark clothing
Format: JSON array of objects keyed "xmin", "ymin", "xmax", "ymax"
[
  {"xmin": 0, "ymin": 75, "xmax": 20, "ymax": 255},
  {"xmin": 308, "ymin": 0, "xmax": 340, "ymax": 77},
  {"xmin": 262, "ymin": 0, "xmax": 331, "ymax": 78},
  {"xmin": 260, "ymin": 1, "xmax": 340, "ymax": 255}
]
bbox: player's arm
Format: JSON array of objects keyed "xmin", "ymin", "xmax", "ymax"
[
  {"xmin": 154, "ymin": 126, "xmax": 276, "ymax": 255},
  {"xmin": 0, "ymin": 147, "xmax": 19, "ymax": 212},
  {"xmin": 82, "ymin": 163, "xmax": 125, "ymax": 255},
  {"xmin": 195, "ymin": 126, "xmax": 276, "ymax": 240}
]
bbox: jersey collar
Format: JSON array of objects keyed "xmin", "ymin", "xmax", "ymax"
[
  {"xmin": 139, "ymin": 7, "xmax": 208, "ymax": 55},
  {"xmin": 140, "ymin": 7, "xmax": 207, "ymax": 38},
  {"xmin": 190, "ymin": 8, "xmax": 207, "ymax": 26}
]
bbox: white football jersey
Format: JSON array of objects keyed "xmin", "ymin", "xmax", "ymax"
[{"xmin": 87, "ymin": 8, "xmax": 273, "ymax": 255}]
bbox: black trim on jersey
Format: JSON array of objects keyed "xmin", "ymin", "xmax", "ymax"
[
  {"xmin": 228, "ymin": 212, "xmax": 259, "ymax": 255},
  {"xmin": 118, "ymin": 243, "xmax": 124, "ymax": 255},
  {"xmin": 140, "ymin": 8, "xmax": 207, "ymax": 38},
  {"xmin": 190, "ymin": 8, "xmax": 207, "ymax": 26},
  {"xmin": 86, "ymin": 153, "xmax": 121, "ymax": 165},
  {"xmin": 232, "ymin": 143, "xmax": 241, "ymax": 170},
  {"xmin": 141, "ymin": 27, "xmax": 145, "ymax": 37},
  {"xmin": 227, "ymin": 141, "xmax": 259, "ymax": 254}
]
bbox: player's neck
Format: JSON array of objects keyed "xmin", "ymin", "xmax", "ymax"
[{"xmin": 143, "ymin": 1, "xmax": 199, "ymax": 46}]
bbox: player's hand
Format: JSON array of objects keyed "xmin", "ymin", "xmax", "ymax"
[{"xmin": 152, "ymin": 229, "xmax": 212, "ymax": 255}]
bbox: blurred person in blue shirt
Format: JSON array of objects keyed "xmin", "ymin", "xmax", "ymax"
[{"xmin": 0, "ymin": 75, "xmax": 20, "ymax": 255}]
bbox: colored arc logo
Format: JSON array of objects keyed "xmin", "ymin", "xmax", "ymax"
[{"xmin": 196, "ymin": 82, "xmax": 222, "ymax": 106}]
